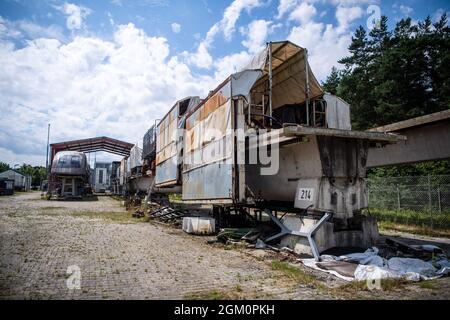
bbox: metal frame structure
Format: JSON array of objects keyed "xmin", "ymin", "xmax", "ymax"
[
  {"xmin": 50, "ymin": 136, "xmax": 134, "ymax": 164},
  {"xmin": 263, "ymin": 209, "xmax": 332, "ymax": 261}
]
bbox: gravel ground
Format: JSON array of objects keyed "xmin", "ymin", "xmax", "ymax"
[{"xmin": 0, "ymin": 192, "xmax": 449, "ymax": 300}]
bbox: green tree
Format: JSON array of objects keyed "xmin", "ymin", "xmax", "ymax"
[
  {"xmin": 321, "ymin": 66, "xmax": 341, "ymax": 95},
  {"xmin": 0, "ymin": 162, "xmax": 10, "ymax": 173},
  {"xmin": 324, "ymin": 14, "xmax": 450, "ymax": 177},
  {"xmin": 328, "ymin": 14, "xmax": 450, "ymax": 130},
  {"xmin": 17, "ymin": 164, "xmax": 47, "ymax": 187},
  {"xmin": 338, "ymin": 25, "xmax": 378, "ymax": 129}
]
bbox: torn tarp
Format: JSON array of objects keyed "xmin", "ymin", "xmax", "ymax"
[{"xmin": 300, "ymin": 246, "xmax": 450, "ymax": 282}]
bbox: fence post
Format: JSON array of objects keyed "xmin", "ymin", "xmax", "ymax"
[
  {"xmin": 396, "ymin": 185, "xmax": 401, "ymax": 210},
  {"xmin": 437, "ymin": 186, "xmax": 442, "ymax": 214},
  {"xmin": 428, "ymin": 175, "xmax": 433, "ymax": 229}
]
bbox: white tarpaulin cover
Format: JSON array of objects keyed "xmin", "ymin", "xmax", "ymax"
[
  {"xmin": 301, "ymin": 246, "xmax": 450, "ymax": 282},
  {"xmin": 238, "ymin": 41, "xmax": 324, "ymax": 109}
]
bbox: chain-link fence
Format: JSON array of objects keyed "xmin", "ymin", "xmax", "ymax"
[{"xmin": 367, "ymin": 175, "xmax": 450, "ymax": 230}]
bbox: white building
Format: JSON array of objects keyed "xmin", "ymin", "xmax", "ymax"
[
  {"xmin": 91, "ymin": 162, "xmax": 112, "ymax": 193},
  {"xmin": 0, "ymin": 169, "xmax": 31, "ymax": 190}
]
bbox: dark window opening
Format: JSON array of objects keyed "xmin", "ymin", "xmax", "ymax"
[
  {"xmin": 58, "ymin": 155, "xmax": 81, "ymax": 168},
  {"xmin": 98, "ymin": 170, "xmax": 104, "ymax": 184}
]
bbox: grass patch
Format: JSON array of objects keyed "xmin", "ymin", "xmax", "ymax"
[
  {"xmin": 365, "ymin": 208, "xmax": 450, "ymax": 237},
  {"xmin": 71, "ymin": 211, "xmax": 136, "ymax": 224},
  {"xmin": 417, "ymin": 280, "xmax": 439, "ymax": 290},
  {"xmin": 271, "ymin": 260, "xmax": 318, "ymax": 286},
  {"xmin": 378, "ymin": 221, "xmax": 450, "ymax": 238},
  {"xmin": 184, "ymin": 290, "xmax": 232, "ymax": 300},
  {"xmin": 338, "ymin": 278, "xmax": 407, "ymax": 296},
  {"xmin": 168, "ymin": 193, "xmax": 182, "ymax": 204},
  {"xmin": 41, "ymin": 206, "xmax": 66, "ymax": 211}
]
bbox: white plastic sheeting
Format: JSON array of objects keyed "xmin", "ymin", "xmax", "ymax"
[
  {"xmin": 230, "ymin": 70, "xmax": 262, "ymax": 101},
  {"xmin": 301, "ymin": 246, "xmax": 450, "ymax": 282}
]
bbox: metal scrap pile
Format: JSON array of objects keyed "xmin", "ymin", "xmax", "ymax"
[{"xmin": 215, "ymin": 225, "xmax": 285, "ymax": 250}]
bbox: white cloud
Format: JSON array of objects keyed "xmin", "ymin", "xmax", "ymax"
[
  {"xmin": 183, "ymin": 0, "xmax": 263, "ymax": 69},
  {"xmin": 399, "ymin": 5, "xmax": 413, "ymax": 16},
  {"xmin": 288, "ymin": 22, "xmax": 352, "ymax": 81},
  {"xmin": 56, "ymin": 2, "xmax": 92, "ymax": 30},
  {"xmin": 330, "ymin": 0, "xmax": 376, "ymax": 5},
  {"xmin": 183, "ymin": 41, "xmax": 213, "ymax": 69},
  {"xmin": 276, "ymin": 0, "xmax": 297, "ymax": 19},
  {"xmin": 220, "ymin": 0, "xmax": 264, "ymax": 41},
  {"xmin": 213, "ymin": 51, "xmax": 252, "ymax": 82},
  {"xmin": 0, "ymin": 16, "xmax": 64, "ymax": 41},
  {"xmin": 286, "ymin": 2, "xmax": 364, "ymax": 81},
  {"xmin": 289, "ymin": 2, "xmax": 317, "ymax": 24},
  {"xmin": 433, "ymin": 8, "xmax": 447, "ymax": 22},
  {"xmin": 171, "ymin": 22, "xmax": 181, "ymax": 34},
  {"xmin": 335, "ymin": 5, "xmax": 364, "ymax": 33},
  {"xmin": 0, "ymin": 23, "xmax": 214, "ymax": 166},
  {"xmin": 241, "ymin": 19, "xmax": 272, "ymax": 53}
]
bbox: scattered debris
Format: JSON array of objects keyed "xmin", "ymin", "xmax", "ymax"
[
  {"xmin": 132, "ymin": 210, "xmax": 145, "ymax": 218},
  {"xmin": 385, "ymin": 237, "xmax": 443, "ymax": 259},
  {"xmin": 255, "ymin": 239, "xmax": 267, "ymax": 249},
  {"xmin": 217, "ymin": 228, "xmax": 257, "ymax": 243},
  {"xmin": 148, "ymin": 206, "xmax": 189, "ymax": 224},
  {"xmin": 301, "ymin": 245, "xmax": 450, "ymax": 282},
  {"xmin": 316, "ymin": 261, "xmax": 358, "ymax": 278}
]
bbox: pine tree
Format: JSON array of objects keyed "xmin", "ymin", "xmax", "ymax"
[
  {"xmin": 321, "ymin": 66, "xmax": 341, "ymax": 95},
  {"xmin": 327, "ymin": 14, "xmax": 450, "ymax": 130}
]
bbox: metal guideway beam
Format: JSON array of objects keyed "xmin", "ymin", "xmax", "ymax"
[{"xmin": 263, "ymin": 209, "xmax": 333, "ymax": 261}]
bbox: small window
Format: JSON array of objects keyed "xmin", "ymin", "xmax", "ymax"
[
  {"xmin": 98, "ymin": 170, "xmax": 103, "ymax": 184},
  {"xmin": 58, "ymin": 157, "xmax": 67, "ymax": 166},
  {"xmin": 58, "ymin": 155, "xmax": 81, "ymax": 168},
  {"xmin": 71, "ymin": 156, "xmax": 81, "ymax": 168}
]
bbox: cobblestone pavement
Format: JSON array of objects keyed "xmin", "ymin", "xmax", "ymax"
[
  {"xmin": 0, "ymin": 193, "xmax": 300, "ymax": 299},
  {"xmin": 1, "ymin": 192, "xmax": 449, "ymax": 300}
]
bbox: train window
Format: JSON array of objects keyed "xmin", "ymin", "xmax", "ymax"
[
  {"xmin": 58, "ymin": 157, "xmax": 67, "ymax": 166},
  {"xmin": 57, "ymin": 155, "xmax": 81, "ymax": 168},
  {"xmin": 70, "ymin": 156, "xmax": 81, "ymax": 168}
]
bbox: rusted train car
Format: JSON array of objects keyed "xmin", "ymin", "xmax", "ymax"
[
  {"xmin": 49, "ymin": 151, "xmax": 91, "ymax": 198},
  {"xmin": 144, "ymin": 41, "xmax": 404, "ymax": 259}
]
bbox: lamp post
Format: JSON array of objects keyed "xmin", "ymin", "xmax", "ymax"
[{"xmin": 45, "ymin": 123, "xmax": 50, "ymax": 175}]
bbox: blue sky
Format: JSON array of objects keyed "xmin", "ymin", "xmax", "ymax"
[{"xmin": 0, "ymin": 0, "xmax": 448, "ymax": 166}]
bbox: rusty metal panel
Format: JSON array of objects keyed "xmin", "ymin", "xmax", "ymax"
[
  {"xmin": 182, "ymin": 161, "xmax": 233, "ymax": 200},
  {"xmin": 182, "ymin": 81, "xmax": 235, "ymax": 201},
  {"xmin": 155, "ymin": 158, "xmax": 178, "ymax": 186},
  {"xmin": 155, "ymin": 97, "xmax": 198, "ymax": 187}
]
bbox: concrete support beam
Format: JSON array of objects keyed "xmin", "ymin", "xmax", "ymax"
[{"xmin": 367, "ymin": 119, "xmax": 450, "ymax": 168}]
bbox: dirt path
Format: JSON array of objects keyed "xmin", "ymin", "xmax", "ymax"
[{"xmin": 0, "ymin": 192, "xmax": 448, "ymax": 300}]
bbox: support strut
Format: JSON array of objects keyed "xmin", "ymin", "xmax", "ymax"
[{"xmin": 263, "ymin": 209, "xmax": 332, "ymax": 261}]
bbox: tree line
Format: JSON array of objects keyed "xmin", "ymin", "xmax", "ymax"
[
  {"xmin": 0, "ymin": 162, "xmax": 47, "ymax": 187},
  {"xmin": 322, "ymin": 14, "xmax": 450, "ymax": 177}
]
